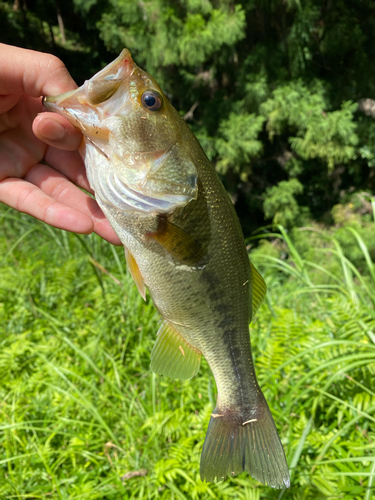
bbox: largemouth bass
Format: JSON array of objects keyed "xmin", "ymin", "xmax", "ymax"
[{"xmin": 43, "ymin": 50, "xmax": 290, "ymax": 489}]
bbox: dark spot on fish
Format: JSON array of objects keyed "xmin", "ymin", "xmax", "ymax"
[
  {"xmin": 208, "ymin": 289, "xmax": 221, "ymax": 302},
  {"xmin": 223, "ymin": 339, "xmax": 242, "ymax": 359},
  {"xmin": 199, "ymin": 269, "xmax": 220, "ymax": 288},
  {"xmin": 217, "ymin": 314, "xmax": 233, "ymax": 331},
  {"xmin": 187, "ymin": 174, "xmax": 197, "ymax": 189}
]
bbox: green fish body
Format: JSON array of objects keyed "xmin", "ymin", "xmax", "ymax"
[{"xmin": 44, "ymin": 50, "xmax": 290, "ymax": 488}]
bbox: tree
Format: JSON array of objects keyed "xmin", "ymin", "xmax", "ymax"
[{"xmin": 3, "ymin": 0, "xmax": 375, "ymax": 236}]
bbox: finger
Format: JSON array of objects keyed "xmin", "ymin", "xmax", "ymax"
[
  {"xmin": 24, "ymin": 163, "xmax": 122, "ymax": 245},
  {"xmin": 0, "ymin": 177, "xmax": 94, "ymax": 234},
  {"xmin": 33, "ymin": 112, "xmax": 83, "ymax": 151},
  {"xmin": 43, "ymin": 147, "xmax": 92, "ymax": 193},
  {"xmin": 92, "ymin": 209, "xmax": 122, "ymax": 245},
  {"xmin": 0, "ymin": 44, "xmax": 77, "ymax": 97},
  {"xmin": 0, "ymin": 93, "xmax": 20, "ymax": 114}
]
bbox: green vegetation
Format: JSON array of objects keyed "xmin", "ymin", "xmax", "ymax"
[
  {"xmin": 1, "ymin": 201, "xmax": 375, "ymax": 499},
  {"xmin": 2, "ymin": 0, "xmax": 375, "ymax": 235}
]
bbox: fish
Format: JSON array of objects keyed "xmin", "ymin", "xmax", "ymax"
[{"xmin": 43, "ymin": 49, "xmax": 290, "ymax": 489}]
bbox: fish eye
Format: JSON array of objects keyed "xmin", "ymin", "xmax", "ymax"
[{"xmin": 141, "ymin": 90, "xmax": 162, "ymax": 111}]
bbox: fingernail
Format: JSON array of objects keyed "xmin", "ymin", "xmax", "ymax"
[{"xmin": 38, "ymin": 117, "xmax": 66, "ymax": 141}]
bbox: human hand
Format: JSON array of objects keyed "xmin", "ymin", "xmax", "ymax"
[{"xmin": 0, "ymin": 43, "xmax": 121, "ymax": 245}]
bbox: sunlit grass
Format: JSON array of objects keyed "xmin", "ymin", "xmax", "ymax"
[
  {"xmin": 1, "ymin": 206, "xmax": 374, "ymax": 499},
  {"xmin": 250, "ymin": 224, "xmax": 375, "ymax": 499}
]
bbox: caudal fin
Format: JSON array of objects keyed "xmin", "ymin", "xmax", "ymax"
[{"xmin": 200, "ymin": 398, "xmax": 290, "ymax": 489}]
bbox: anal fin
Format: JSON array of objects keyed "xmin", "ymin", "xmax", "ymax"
[
  {"xmin": 150, "ymin": 321, "xmax": 201, "ymax": 380},
  {"xmin": 125, "ymin": 248, "xmax": 146, "ymax": 300}
]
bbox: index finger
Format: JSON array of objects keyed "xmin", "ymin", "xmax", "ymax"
[{"xmin": 0, "ymin": 43, "xmax": 77, "ymax": 97}]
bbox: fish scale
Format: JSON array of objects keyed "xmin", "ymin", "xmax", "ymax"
[{"xmin": 44, "ymin": 49, "xmax": 290, "ymax": 489}]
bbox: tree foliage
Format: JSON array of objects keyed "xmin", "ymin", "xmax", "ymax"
[
  {"xmin": 2, "ymin": 0, "xmax": 375, "ymax": 235},
  {"xmin": 263, "ymin": 178, "xmax": 305, "ymax": 227}
]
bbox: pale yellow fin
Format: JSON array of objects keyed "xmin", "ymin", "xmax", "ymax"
[
  {"xmin": 150, "ymin": 321, "xmax": 201, "ymax": 380},
  {"xmin": 125, "ymin": 248, "xmax": 146, "ymax": 300},
  {"xmin": 250, "ymin": 262, "xmax": 267, "ymax": 320}
]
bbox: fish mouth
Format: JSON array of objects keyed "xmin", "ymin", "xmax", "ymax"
[
  {"xmin": 43, "ymin": 49, "xmax": 198, "ymax": 213},
  {"xmin": 43, "ymin": 49, "xmax": 134, "ymax": 113}
]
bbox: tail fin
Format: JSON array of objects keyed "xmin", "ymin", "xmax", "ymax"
[{"xmin": 200, "ymin": 398, "xmax": 290, "ymax": 489}]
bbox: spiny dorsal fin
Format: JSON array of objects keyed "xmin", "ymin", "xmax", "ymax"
[
  {"xmin": 250, "ymin": 262, "xmax": 267, "ymax": 320},
  {"xmin": 125, "ymin": 248, "xmax": 146, "ymax": 300},
  {"xmin": 150, "ymin": 321, "xmax": 201, "ymax": 380}
]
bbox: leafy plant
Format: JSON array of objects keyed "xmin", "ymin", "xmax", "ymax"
[
  {"xmin": 3, "ymin": 0, "xmax": 375, "ymax": 234},
  {"xmin": 263, "ymin": 179, "xmax": 305, "ymax": 227},
  {"xmin": 1, "ymin": 200, "xmax": 375, "ymax": 498}
]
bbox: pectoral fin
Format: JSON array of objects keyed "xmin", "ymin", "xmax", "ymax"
[
  {"xmin": 150, "ymin": 321, "xmax": 201, "ymax": 380},
  {"xmin": 250, "ymin": 262, "xmax": 267, "ymax": 321},
  {"xmin": 125, "ymin": 248, "xmax": 146, "ymax": 300},
  {"xmin": 147, "ymin": 216, "xmax": 205, "ymax": 266}
]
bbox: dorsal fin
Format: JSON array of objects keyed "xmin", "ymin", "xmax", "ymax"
[
  {"xmin": 150, "ymin": 321, "xmax": 201, "ymax": 380},
  {"xmin": 250, "ymin": 262, "xmax": 267, "ymax": 321},
  {"xmin": 125, "ymin": 248, "xmax": 146, "ymax": 300}
]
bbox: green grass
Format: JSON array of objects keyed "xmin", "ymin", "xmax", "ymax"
[{"xmin": 0, "ymin": 206, "xmax": 374, "ymax": 499}]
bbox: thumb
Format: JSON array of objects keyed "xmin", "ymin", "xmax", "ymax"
[
  {"xmin": 0, "ymin": 44, "xmax": 77, "ymax": 97},
  {"xmin": 33, "ymin": 112, "xmax": 83, "ymax": 151}
]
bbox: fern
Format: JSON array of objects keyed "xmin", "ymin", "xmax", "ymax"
[{"xmin": 1, "ymin": 207, "xmax": 375, "ymax": 498}]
